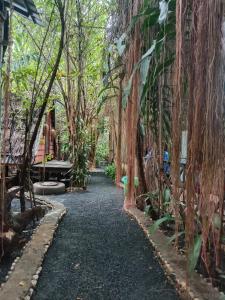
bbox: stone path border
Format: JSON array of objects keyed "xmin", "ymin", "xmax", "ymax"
[
  {"xmin": 0, "ymin": 198, "xmax": 67, "ymax": 300},
  {"xmin": 124, "ymin": 206, "xmax": 225, "ymax": 300}
]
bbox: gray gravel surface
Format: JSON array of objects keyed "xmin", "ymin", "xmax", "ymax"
[{"xmin": 32, "ymin": 172, "xmax": 179, "ymax": 300}]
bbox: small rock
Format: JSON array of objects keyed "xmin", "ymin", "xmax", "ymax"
[
  {"xmin": 181, "ymin": 281, "xmax": 186, "ymax": 289},
  {"xmin": 29, "ymin": 288, "xmax": 34, "ymax": 296},
  {"xmin": 19, "ymin": 281, "xmax": 25, "ymax": 287},
  {"xmin": 189, "ymin": 291, "xmax": 195, "ymax": 298},
  {"xmin": 33, "ymin": 275, "xmax": 39, "ymax": 280},
  {"xmin": 31, "ymin": 279, "xmax": 37, "ymax": 287},
  {"xmin": 167, "ymin": 265, "xmax": 173, "ymax": 273},
  {"xmin": 74, "ymin": 263, "xmax": 80, "ymax": 270}
]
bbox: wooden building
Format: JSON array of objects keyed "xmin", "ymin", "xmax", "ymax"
[{"xmin": 3, "ymin": 96, "xmax": 57, "ymax": 171}]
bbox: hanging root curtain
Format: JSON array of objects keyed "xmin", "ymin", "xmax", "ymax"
[
  {"xmin": 172, "ymin": 0, "xmax": 188, "ymax": 249},
  {"xmin": 184, "ymin": 0, "xmax": 225, "ymax": 277},
  {"xmin": 124, "ymin": 0, "xmax": 142, "ymax": 209}
]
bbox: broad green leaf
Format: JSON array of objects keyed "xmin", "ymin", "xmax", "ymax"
[
  {"xmin": 162, "ymin": 187, "xmax": 171, "ymax": 203},
  {"xmin": 149, "ymin": 215, "xmax": 173, "ymax": 234},
  {"xmin": 140, "ymin": 56, "xmax": 151, "ymax": 86},
  {"xmin": 141, "ymin": 40, "xmax": 157, "ymax": 61},
  {"xmin": 122, "ymin": 77, "xmax": 132, "ymax": 108},
  {"xmin": 144, "ymin": 205, "xmax": 151, "ymax": 216},
  {"xmin": 139, "ymin": 41, "xmax": 157, "ymax": 100},
  {"xmin": 167, "ymin": 231, "xmax": 185, "ymax": 244},
  {"xmin": 139, "ymin": 55, "xmax": 151, "ymax": 100},
  {"xmin": 212, "ymin": 213, "xmax": 221, "ymax": 230},
  {"xmin": 140, "ymin": 122, "xmax": 145, "ymax": 136},
  {"xmin": 189, "ymin": 235, "xmax": 202, "ymax": 273},
  {"xmin": 122, "ymin": 63, "xmax": 138, "ymax": 108}
]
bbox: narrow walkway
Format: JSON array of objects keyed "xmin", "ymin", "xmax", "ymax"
[{"xmin": 33, "ymin": 172, "xmax": 179, "ymax": 300}]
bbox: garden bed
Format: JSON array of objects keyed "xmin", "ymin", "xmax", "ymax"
[
  {"xmin": 0, "ymin": 198, "xmax": 49, "ymax": 285},
  {"xmin": 0, "ymin": 197, "xmax": 66, "ymax": 300},
  {"xmin": 160, "ymin": 221, "xmax": 225, "ymax": 295}
]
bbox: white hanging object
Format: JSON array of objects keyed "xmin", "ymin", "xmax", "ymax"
[
  {"xmin": 158, "ymin": 0, "xmax": 169, "ymax": 24},
  {"xmin": 222, "ymin": 21, "xmax": 225, "ymax": 53}
]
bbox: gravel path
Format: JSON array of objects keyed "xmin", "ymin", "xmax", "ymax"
[{"xmin": 32, "ymin": 172, "xmax": 179, "ymax": 300}]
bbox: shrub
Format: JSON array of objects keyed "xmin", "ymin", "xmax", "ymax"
[
  {"xmin": 95, "ymin": 135, "xmax": 109, "ymax": 166},
  {"xmin": 105, "ymin": 163, "xmax": 116, "ymax": 180}
]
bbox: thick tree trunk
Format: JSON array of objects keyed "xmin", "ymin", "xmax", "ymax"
[
  {"xmin": 116, "ymin": 73, "xmax": 123, "ymax": 185},
  {"xmin": 125, "ymin": 0, "xmax": 140, "ymax": 208}
]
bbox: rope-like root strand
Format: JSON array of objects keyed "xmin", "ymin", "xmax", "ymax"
[
  {"xmin": 124, "ymin": 0, "xmax": 141, "ymax": 208},
  {"xmin": 185, "ymin": 0, "xmax": 225, "ymax": 278},
  {"xmin": 172, "ymin": 0, "xmax": 188, "ymax": 250}
]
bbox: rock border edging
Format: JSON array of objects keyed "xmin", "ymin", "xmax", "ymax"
[
  {"xmin": 124, "ymin": 206, "xmax": 225, "ymax": 300},
  {"xmin": 0, "ymin": 197, "xmax": 67, "ymax": 300}
]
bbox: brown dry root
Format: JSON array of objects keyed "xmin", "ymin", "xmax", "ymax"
[
  {"xmin": 136, "ymin": 194, "xmax": 146, "ymax": 211},
  {"xmin": 0, "ymin": 206, "xmax": 46, "ymax": 256},
  {"xmin": 11, "ymin": 206, "xmax": 46, "ymax": 233},
  {"xmin": 185, "ymin": 0, "xmax": 225, "ymax": 276}
]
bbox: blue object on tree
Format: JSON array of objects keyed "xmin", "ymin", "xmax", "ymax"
[
  {"xmin": 163, "ymin": 150, "xmax": 169, "ymax": 162},
  {"xmin": 121, "ymin": 176, "xmax": 139, "ymax": 195}
]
